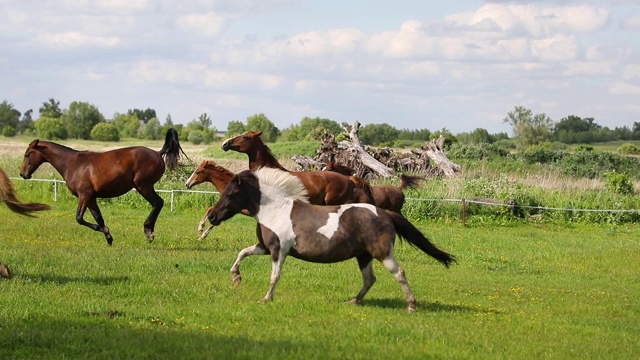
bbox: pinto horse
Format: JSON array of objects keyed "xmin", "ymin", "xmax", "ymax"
[
  {"xmin": 208, "ymin": 167, "xmax": 455, "ymax": 312},
  {"xmin": 221, "ymin": 131, "xmax": 360, "ymax": 206},
  {"xmin": 1, "ymin": 167, "xmax": 51, "ymax": 278},
  {"xmin": 20, "ymin": 128, "xmax": 187, "ymax": 246},
  {"xmin": 185, "ymin": 160, "xmax": 250, "ymax": 240},
  {"xmin": 323, "ymin": 162, "xmax": 424, "ymax": 214}
]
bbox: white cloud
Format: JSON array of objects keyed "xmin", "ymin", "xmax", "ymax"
[
  {"xmin": 177, "ymin": 12, "xmax": 227, "ymax": 37},
  {"xmin": 38, "ymin": 32, "xmax": 121, "ymax": 48}
]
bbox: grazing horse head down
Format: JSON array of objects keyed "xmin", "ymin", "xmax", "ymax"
[
  {"xmin": 208, "ymin": 167, "xmax": 455, "ymax": 312},
  {"xmin": 20, "ymin": 128, "xmax": 186, "ymax": 246}
]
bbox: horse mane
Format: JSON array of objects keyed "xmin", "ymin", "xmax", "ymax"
[
  {"xmin": 256, "ymin": 141, "xmax": 288, "ymax": 171},
  {"xmin": 32, "ymin": 139, "xmax": 80, "ymax": 153},
  {"xmin": 204, "ymin": 160, "xmax": 234, "ymax": 177},
  {"xmin": 253, "ymin": 167, "xmax": 308, "ymax": 202},
  {"xmin": 325, "ymin": 162, "xmax": 355, "ymax": 176}
]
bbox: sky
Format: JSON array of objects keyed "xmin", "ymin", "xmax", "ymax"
[{"xmin": 1, "ymin": 0, "xmax": 640, "ymax": 135}]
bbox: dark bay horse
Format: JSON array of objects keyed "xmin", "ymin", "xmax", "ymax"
[
  {"xmin": 208, "ymin": 167, "xmax": 455, "ymax": 312},
  {"xmin": 221, "ymin": 131, "xmax": 360, "ymax": 206},
  {"xmin": 1, "ymin": 167, "xmax": 51, "ymax": 278},
  {"xmin": 20, "ymin": 128, "xmax": 187, "ymax": 245},
  {"xmin": 185, "ymin": 160, "xmax": 250, "ymax": 240},
  {"xmin": 323, "ymin": 162, "xmax": 424, "ymax": 213}
]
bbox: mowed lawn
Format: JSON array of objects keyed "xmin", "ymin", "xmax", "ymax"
[{"xmin": 0, "ymin": 203, "xmax": 639, "ymax": 359}]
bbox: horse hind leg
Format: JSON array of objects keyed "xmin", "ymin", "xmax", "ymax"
[
  {"xmin": 260, "ymin": 250, "xmax": 287, "ymax": 303},
  {"xmin": 381, "ymin": 255, "xmax": 417, "ymax": 312},
  {"xmin": 349, "ymin": 254, "xmax": 376, "ymax": 306}
]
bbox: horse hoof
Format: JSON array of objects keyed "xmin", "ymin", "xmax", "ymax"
[
  {"xmin": 145, "ymin": 229, "xmax": 154, "ymax": 243},
  {"xmin": 257, "ymin": 297, "xmax": 271, "ymax": 304},
  {"xmin": 0, "ymin": 263, "xmax": 11, "ymax": 279},
  {"xmin": 232, "ymin": 277, "xmax": 242, "ymax": 288},
  {"xmin": 408, "ymin": 305, "xmax": 417, "ymax": 313},
  {"xmin": 347, "ymin": 299, "xmax": 361, "ymax": 306}
]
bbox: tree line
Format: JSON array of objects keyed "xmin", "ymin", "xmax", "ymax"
[{"xmin": 1, "ymin": 99, "xmax": 639, "ymax": 148}]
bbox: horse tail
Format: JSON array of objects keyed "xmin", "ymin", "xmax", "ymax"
[
  {"xmin": 159, "ymin": 128, "xmax": 189, "ymax": 171},
  {"xmin": 388, "ymin": 211, "xmax": 455, "ymax": 267},
  {"xmin": 399, "ymin": 174, "xmax": 424, "ymax": 190},
  {"xmin": 0, "ymin": 168, "xmax": 51, "ymax": 217}
]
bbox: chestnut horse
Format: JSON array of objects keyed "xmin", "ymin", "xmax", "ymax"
[
  {"xmin": 207, "ymin": 167, "xmax": 455, "ymax": 312},
  {"xmin": 185, "ymin": 160, "xmax": 250, "ymax": 240},
  {"xmin": 323, "ymin": 162, "xmax": 424, "ymax": 214},
  {"xmin": 1, "ymin": 167, "xmax": 51, "ymax": 216},
  {"xmin": 1, "ymin": 167, "xmax": 51, "ymax": 278},
  {"xmin": 221, "ymin": 131, "xmax": 360, "ymax": 206},
  {"xmin": 20, "ymin": 128, "xmax": 187, "ymax": 246}
]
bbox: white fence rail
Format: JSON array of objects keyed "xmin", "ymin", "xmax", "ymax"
[{"xmin": 11, "ymin": 177, "xmax": 640, "ymax": 215}]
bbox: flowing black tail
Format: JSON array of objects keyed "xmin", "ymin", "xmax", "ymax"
[
  {"xmin": 388, "ymin": 211, "xmax": 456, "ymax": 267},
  {"xmin": 399, "ymin": 174, "xmax": 425, "ymax": 190},
  {"xmin": 159, "ymin": 128, "xmax": 189, "ymax": 171}
]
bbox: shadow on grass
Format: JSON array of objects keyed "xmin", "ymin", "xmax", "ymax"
[
  {"xmin": 363, "ymin": 297, "xmax": 492, "ymax": 313},
  {"xmin": 18, "ymin": 273, "xmax": 130, "ymax": 286},
  {"xmin": 0, "ymin": 318, "xmax": 298, "ymax": 359}
]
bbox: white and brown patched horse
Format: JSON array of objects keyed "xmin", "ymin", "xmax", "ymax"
[{"xmin": 208, "ymin": 167, "xmax": 455, "ymax": 312}]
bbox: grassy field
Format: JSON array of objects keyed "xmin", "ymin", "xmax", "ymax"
[{"xmin": 1, "ymin": 201, "xmax": 639, "ymax": 359}]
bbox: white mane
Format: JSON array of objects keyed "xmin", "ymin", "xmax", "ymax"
[{"xmin": 254, "ymin": 167, "xmax": 309, "ymax": 203}]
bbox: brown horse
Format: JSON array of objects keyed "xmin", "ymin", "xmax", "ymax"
[
  {"xmin": 1, "ymin": 167, "xmax": 51, "ymax": 216},
  {"xmin": 221, "ymin": 131, "xmax": 360, "ymax": 206},
  {"xmin": 20, "ymin": 128, "xmax": 187, "ymax": 246},
  {"xmin": 185, "ymin": 160, "xmax": 250, "ymax": 240},
  {"xmin": 1, "ymin": 167, "xmax": 51, "ymax": 278},
  {"xmin": 323, "ymin": 162, "xmax": 424, "ymax": 214},
  {"xmin": 207, "ymin": 167, "xmax": 455, "ymax": 312}
]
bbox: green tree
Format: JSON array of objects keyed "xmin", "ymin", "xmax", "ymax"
[
  {"xmin": 246, "ymin": 113, "xmax": 279, "ymax": 142},
  {"xmin": 35, "ymin": 116, "xmax": 67, "ymax": 140},
  {"xmin": 39, "ymin": 98, "xmax": 63, "ymax": 118},
  {"xmin": 138, "ymin": 118, "xmax": 162, "ymax": 140},
  {"xmin": 18, "ymin": 109, "xmax": 35, "ymax": 134},
  {"xmin": 64, "ymin": 101, "xmax": 105, "ymax": 139},
  {"xmin": 112, "ymin": 112, "xmax": 141, "ymax": 138},
  {"xmin": 226, "ymin": 120, "xmax": 246, "ymax": 137},
  {"xmin": 127, "ymin": 108, "xmax": 156, "ymax": 123},
  {"xmin": 0, "ymin": 101, "xmax": 20, "ymax": 135},
  {"xmin": 503, "ymin": 106, "xmax": 554, "ymax": 149},
  {"xmin": 90, "ymin": 122, "xmax": 120, "ymax": 141},
  {"xmin": 359, "ymin": 123, "xmax": 400, "ymax": 146}
]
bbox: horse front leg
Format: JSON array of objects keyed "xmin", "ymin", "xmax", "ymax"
[
  {"xmin": 137, "ymin": 187, "xmax": 164, "ymax": 243},
  {"xmin": 197, "ymin": 206, "xmax": 213, "ymax": 234},
  {"xmin": 76, "ymin": 197, "xmax": 113, "ymax": 246},
  {"xmin": 230, "ymin": 243, "xmax": 268, "ymax": 287},
  {"xmin": 260, "ymin": 249, "xmax": 287, "ymax": 303}
]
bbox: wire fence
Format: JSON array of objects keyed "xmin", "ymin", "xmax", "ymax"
[{"xmin": 12, "ymin": 177, "xmax": 640, "ymax": 218}]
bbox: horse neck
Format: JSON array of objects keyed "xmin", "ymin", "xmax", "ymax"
[
  {"xmin": 39, "ymin": 142, "xmax": 78, "ymax": 179},
  {"xmin": 207, "ymin": 168, "xmax": 235, "ymax": 192},
  {"xmin": 248, "ymin": 142, "xmax": 287, "ymax": 171}
]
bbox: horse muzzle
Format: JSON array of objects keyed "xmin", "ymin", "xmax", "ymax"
[{"xmin": 19, "ymin": 171, "xmax": 32, "ymax": 180}]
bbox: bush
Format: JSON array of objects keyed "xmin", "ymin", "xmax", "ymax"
[
  {"xmin": 520, "ymin": 142, "xmax": 565, "ymax": 164},
  {"xmin": 604, "ymin": 171, "xmax": 635, "ymax": 195},
  {"xmin": 2, "ymin": 125, "xmax": 16, "ymax": 137},
  {"xmin": 90, "ymin": 122, "xmax": 120, "ymax": 141},
  {"xmin": 188, "ymin": 130, "xmax": 204, "ymax": 145},
  {"xmin": 617, "ymin": 143, "xmax": 640, "ymax": 155}
]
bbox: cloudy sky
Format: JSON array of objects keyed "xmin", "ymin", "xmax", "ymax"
[{"xmin": 1, "ymin": 0, "xmax": 639, "ymax": 135}]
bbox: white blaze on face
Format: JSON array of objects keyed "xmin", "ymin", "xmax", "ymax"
[
  {"xmin": 185, "ymin": 169, "xmax": 197, "ymax": 187},
  {"xmin": 317, "ymin": 203, "xmax": 378, "ymax": 239}
]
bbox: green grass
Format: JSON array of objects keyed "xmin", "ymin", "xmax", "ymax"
[{"xmin": 1, "ymin": 202, "xmax": 639, "ymax": 359}]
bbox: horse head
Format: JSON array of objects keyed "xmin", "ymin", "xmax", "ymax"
[
  {"xmin": 20, "ymin": 139, "xmax": 45, "ymax": 180},
  {"xmin": 185, "ymin": 160, "xmax": 210, "ymax": 189},
  {"xmin": 208, "ymin": 170, "xmax": 260, "ymax": 226},
  {"xmin": 221, "ymin": 130, "xmax": 263, "ymax": 152}
]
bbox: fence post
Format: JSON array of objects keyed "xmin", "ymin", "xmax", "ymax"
[
  {"xmin": 461, "ymin": 198, "xmax": 467, "ymax": 226},
  {"xmin": 170, "ymin": 191, "xmax": 175, "ymax": 212}
]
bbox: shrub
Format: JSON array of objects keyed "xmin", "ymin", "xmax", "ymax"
[
  {"xmin": 2, "ymin": 125, "xmax": 16, "ymax": 137},
  {"xmin": 617, "ymin": 143, "xmax": 640, "ymax": 155},
  {"xmin": 90, "ymin": 122, "xmax": 120, "ymax": 141},
  {"xmin": 604, "ymin": 171, "xmax": 635, "ymax": 195},
  {"xmin": 188, "ymin": 130, "xmax": 204, "ymax": 145},
  {"xmin": 520, "ymin": 142, "xmax": 565, "ymax": 164}
]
